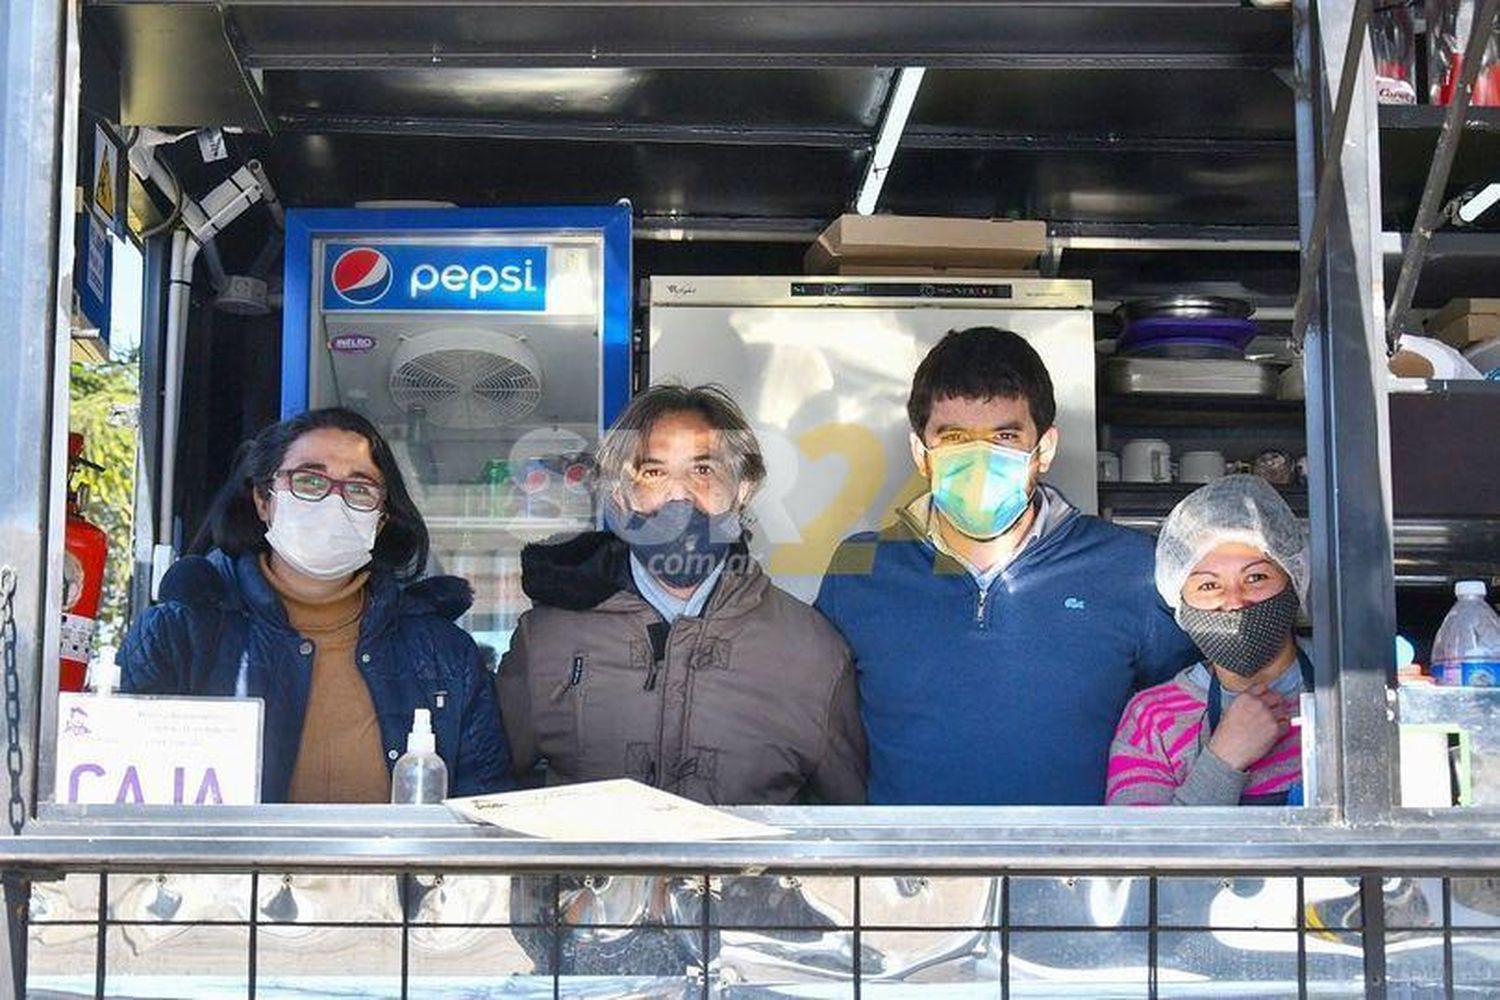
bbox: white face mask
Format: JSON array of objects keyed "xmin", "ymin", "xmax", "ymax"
[{"xmin": 264, "ymin": 491, "xmax": 381, "ymax": 580}]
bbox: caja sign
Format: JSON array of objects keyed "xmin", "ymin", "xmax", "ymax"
[{"xmin": 322, "ymin": 242, "xmax": 549, "ymax": 312}]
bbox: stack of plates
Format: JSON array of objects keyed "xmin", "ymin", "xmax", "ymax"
[
  {"xmin": 1103, "ymin": 357, "xmax": 1283, "ymax": 397},
  {"xmin": 1114, "ymin": 296, "xmax": 1258, "ymax": 359}
]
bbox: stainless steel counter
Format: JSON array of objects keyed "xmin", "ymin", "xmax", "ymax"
[{"xmin": 8, "ymin": 803, "xmax": 1500, "ymax": 874}]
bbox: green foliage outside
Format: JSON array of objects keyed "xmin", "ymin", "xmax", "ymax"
[{"xmin": 69, "ymin": 354, "xmax": 140, "ymax": 646}]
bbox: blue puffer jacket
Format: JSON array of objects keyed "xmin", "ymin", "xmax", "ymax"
[{"xmin": 119, "ymin": 550, "xmax": 514, "ymax": 802}]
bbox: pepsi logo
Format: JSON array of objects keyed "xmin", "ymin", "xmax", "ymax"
[{"xmin": 330, "ymin": 247, "xmax": 393, "ymax": 305}]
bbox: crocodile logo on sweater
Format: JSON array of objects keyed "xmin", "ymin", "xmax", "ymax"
[{"xmin": 1064, "ymin": 597, "xmax": 1087, "ymax": 610}]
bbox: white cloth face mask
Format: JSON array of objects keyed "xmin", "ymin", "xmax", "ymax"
[{"xmin": 264, "ymin": 490, "xmax": 381, "ymax": 580}]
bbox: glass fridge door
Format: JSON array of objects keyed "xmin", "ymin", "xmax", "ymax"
[{"xmin": 304, "ymin": 227, "xmax": 610, "ymax": 658}]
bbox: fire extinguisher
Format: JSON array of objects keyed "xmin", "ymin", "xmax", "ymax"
[{"xmin": 61, "ymin": 431, "xmax": 108, "ymax": 692}]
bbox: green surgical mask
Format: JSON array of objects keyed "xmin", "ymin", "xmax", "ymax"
[{"xmin": 926, "ymin": 440, "xmax": 1036, "ymax": 540}]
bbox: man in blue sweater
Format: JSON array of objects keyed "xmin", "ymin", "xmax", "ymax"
[{"xmin": 814, "ymin": 327, "xmax": 1199, "ymax": 805}]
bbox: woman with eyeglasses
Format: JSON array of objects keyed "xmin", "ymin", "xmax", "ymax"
[{"xmin": 119, "ymin": 408, "xmax": 513, "ymax": 803}]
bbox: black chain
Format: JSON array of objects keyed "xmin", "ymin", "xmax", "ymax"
[{"xmin": 1, "ymin": 566, "xmax": 25, "ymax": 834}]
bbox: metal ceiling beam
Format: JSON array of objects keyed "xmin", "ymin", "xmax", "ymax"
[
  {"xmin": 244, "ymin": 52, "xmax": 1288, "ymax": 72},
  {"xmin": 902, "ymin": 131, "xmax": 1291, "ymax": 154},
  {"xmin": 632, "ymin": 218, "xmax": 1308, "ymax": 247},
  {"xmin": 86, "ymin": 1, "xmax": 1266, "ymax": 8},
  {"xmin": 273, "ymin": 112, "xmax": 1293, "ymax": 157},
  {"xmin": 275, "ymin": 113, "xmax": 871, "ymax": 148},
  {"xmin": 94, "ymin": 3, "xmax": 1290, "ymax": 71}
]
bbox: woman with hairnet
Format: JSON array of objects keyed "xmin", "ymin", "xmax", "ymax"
[{"xmin": 1106, "ymin": 475, "xmax": 1312, "ymax": 806}]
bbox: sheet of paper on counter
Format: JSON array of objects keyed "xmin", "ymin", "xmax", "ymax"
[{"xmin": 445, "ymin": 779, "xmax": 787, "ymax": 841}]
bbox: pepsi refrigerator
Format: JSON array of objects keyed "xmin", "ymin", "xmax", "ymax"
[{"xmin": 281, "ymin": 205, "xmax": 632, "ymax": 660}]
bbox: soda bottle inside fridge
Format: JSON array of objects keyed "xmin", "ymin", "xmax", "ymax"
[
  {"xmin": 1375, "ymin": 1, "xmax": 1419, "ymax": 104},
  {"xmin": 1427, "ymin": 0, "xmax": 1500, "ymax": 106}
]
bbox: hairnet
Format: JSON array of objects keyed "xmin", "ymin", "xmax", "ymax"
[{"xmin": 1154, "ymin": 474, "xmax": 1310, "ymax": 611}]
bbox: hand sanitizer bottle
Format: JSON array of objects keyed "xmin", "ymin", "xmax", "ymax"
[
  {"xmin": 390, "ymin": 708, "xmax": 448, "ymax": 804},
  {"xmin": 88, "ymin": 645, "xmax": 120, "ymax": 696}
]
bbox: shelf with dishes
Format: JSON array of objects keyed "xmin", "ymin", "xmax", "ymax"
[
  {"xmin": 1099, "ymin": 392, "xmax": 1305, "ymax": 428},
  {"xmin": 1096, "ymin": 295, "xmax": 1304, "ymax": 426},
  {"xmin": 1098, "ymin": 481, "xmax": 1308, "ymax": 516}
]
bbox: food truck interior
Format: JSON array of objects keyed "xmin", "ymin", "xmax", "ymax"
[
  {"xmin": 73, "ymin": 3, "xmax": 1500, "ymax": 638},
  {"xmin": 3, "ymin": 0, "xmax": 1500, "ymax": 996}
]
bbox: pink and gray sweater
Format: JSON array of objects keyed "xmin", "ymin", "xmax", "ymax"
[{"xmin": 1106, "ymin": 663, "xmax": 1302, "ymax": 806}]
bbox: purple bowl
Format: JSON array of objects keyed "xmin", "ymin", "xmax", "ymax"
[{"xmin": 1116, "ymin": 316, "xmax": 1258, "ymax": 358}]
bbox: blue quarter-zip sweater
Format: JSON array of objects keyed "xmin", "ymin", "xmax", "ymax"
[
  {"xmin": 120, "ymin": 550, "xmax": 514, "ymax": 802},
  {"xmin": 814, "ymin": 486, "xmax": 1198, "ymax": 805}
]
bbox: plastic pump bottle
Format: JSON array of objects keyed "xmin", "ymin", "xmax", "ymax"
[
  {"xmin": 390, "ymin": 708, "xmax": 449, "ymax": 804},
  {"xmin": 1432, "ymin": 580, "xmax": 1500, "ymax": 687},
  {"xmin": 87, "ymin": 645, "xmax": 120, "ymax": 696}
]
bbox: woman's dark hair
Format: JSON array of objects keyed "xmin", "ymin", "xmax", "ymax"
[
  {"xmin": 907, "ymin": 326, "xmax": 1057, "ymax": 438},
  {"xmin": 195, "ymin": 408, "xmax": 430, "ymax": 581}
]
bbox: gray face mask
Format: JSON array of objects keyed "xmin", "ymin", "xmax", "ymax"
[{"xmin": 1177, "ymin": 586, "xmax": 1299, "ymax": 678}]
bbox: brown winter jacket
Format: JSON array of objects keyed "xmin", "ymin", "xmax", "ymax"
[{"xmin": 496, "ymin": 530, "xmax": 867, "ymax": 805}]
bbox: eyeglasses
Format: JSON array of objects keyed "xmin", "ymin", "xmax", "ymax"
[{"xmin": 273, "ymin": 469, "xmax": 386, "ymax": 512}]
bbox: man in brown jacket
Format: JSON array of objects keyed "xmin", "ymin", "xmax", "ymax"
[{"xmin": 496, "ymin": 384, "xmax": 867, "ymax": 805}]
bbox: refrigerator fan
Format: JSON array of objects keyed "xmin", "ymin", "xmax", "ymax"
[{"xmin": 388, "ymin": 328, "xmax": 544, "ymax": 429}]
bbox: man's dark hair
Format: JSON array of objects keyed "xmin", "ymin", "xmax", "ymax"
[
  {"xmin": 194, "ymin": 407, "xmax": 430, "ymax": 581},
  {"xmin": 906, "ymin": 326, "xmax": 1057, "ymax": 438},
  {"xmin": 597, "ymin": 383, "xmax": 768, "ymax": 501}
]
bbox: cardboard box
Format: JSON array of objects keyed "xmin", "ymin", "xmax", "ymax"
[
  {"xmin": 1429, "ymin": 297, "xmax": 1500, "ymax": 328},
  {"xmin": 1430, "ymin": 313, "xmax": 1500, "ymax": 348},
  {"xmin": 806, "ymin": 214, "xmax": 1047, "ymax": 274},
  {"xmin": 1426, "ymin": 298, "xmax": 1500, "ymax": 346}
]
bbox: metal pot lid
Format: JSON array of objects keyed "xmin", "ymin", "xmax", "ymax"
[{"xmin": 1113, "ymin": 295, "xmax": 1256, "ymax": 322}]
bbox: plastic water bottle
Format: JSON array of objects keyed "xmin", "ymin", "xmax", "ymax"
[
  {"xmin": 1432, "ymin": 580, "xmax": 1500, "ymax": 687},
  {"xmin": 390, "ymin": 708, "xmax": 449, "ymax": 804}
]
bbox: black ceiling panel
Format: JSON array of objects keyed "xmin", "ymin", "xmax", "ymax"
[
  {"xmin": 167, "ymin": 3, "xmax": 1292, "ymax": 70},
  {"xmin": 90, "ymin": 3, "xmax": 1304, "ymax": 231},
  {"xmin": 879, "ymin": 146, "xmax": 1299, "ymax": 227},
  {"xmin": 258, "ymin": 133, "xmax": 864, "ymax": 219},
  {"xmin": 911, "ymin": 68, "xmax": 1295, "ymax": 142}
]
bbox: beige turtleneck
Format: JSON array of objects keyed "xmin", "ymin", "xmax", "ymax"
[{"xmin": 261, "ymin": 556, "xmax": 390, "ymax": 803}]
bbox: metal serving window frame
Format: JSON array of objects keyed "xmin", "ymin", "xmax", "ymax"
[{"xmin": 4, "ymin": 0, "xmax": 1500, "ymax": 884}]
